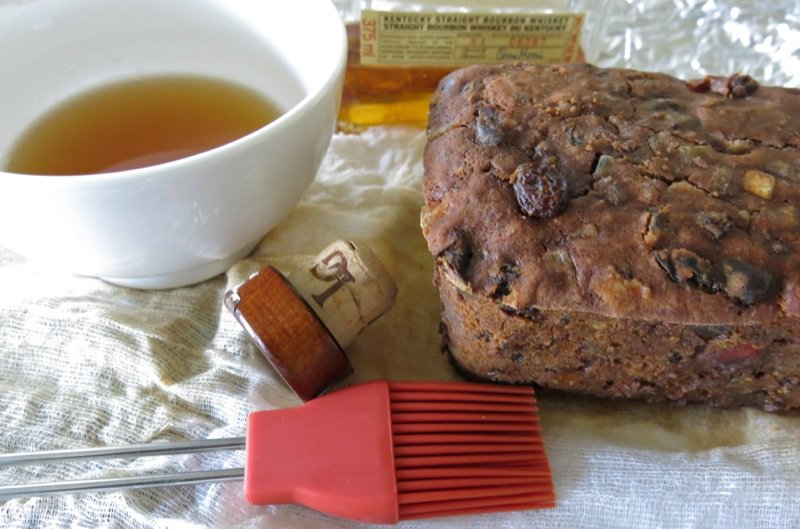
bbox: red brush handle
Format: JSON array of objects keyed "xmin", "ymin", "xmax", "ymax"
[{"xmin": 244, "ymin": 380, "xmax": 400, "ymax": 524}]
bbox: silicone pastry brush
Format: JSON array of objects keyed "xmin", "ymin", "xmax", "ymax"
[{"xmin": 0, "ymin": 380, "xmax": 555, "ymax": 523}]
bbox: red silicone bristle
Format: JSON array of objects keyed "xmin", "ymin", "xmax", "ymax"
[
  {"xmin": 389, "ymin": 380, "xmax": 535, "ymax": 395},
  {"xmin": 394, "ymin": 442, "xmax": 542, "ymax": 457},
  {"xmin": 394, "ymin": 431, "xmax": 541, "ymax": 446},
  {"xmin": 395, "ymin": 466, "xmax": 550, "ymax": 481},
  {"xmin": 387, "ymin": 381, "xmax": 555, "ymax": 521},
  {"xmin": 393, "ymin": 421, "xmax": 539, "ymax": 434},
  {"xmin": 395, "ymin": 451, "xmax": 545, "ymax": 468},
  {"xmin": 397, "ymin": 475, "xmax": 549, "ymax": 492}
]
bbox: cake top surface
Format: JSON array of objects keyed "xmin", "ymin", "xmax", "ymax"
[{"xmin": 421, "ymin": 63, "xmax": 800, "ymax": 324}]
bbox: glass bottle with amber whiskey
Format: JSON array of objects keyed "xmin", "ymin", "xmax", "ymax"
[{"xmin": 333, "ymin": 0, "xmax": 609, "ymax": 131}]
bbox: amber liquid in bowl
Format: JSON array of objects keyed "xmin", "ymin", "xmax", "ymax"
[{"xmin": 5, "ymin": 75, "xmax": 282, "ymax": 176}]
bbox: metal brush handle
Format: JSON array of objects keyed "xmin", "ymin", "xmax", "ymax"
[{"xmin": 0, "ymin": 437, "xmax": 246, "ymax": 500}]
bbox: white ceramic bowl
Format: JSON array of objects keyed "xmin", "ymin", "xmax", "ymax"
[{"xmin": 0, "ymin": 0, "xmax": 346, "ymax": 289}]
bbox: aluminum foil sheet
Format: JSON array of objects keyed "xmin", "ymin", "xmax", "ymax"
[{"xmin": 595, "ymin": 0, "xmax": 800, "ymax": 87}]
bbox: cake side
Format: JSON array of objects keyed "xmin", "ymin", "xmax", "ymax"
[
  {"xmin": 420, "ymin": 64, "xmax": 800, "ymax": 412},
  {"xmin": 435, "ymin": 266, "xmax": 800, "ymax": 412}
]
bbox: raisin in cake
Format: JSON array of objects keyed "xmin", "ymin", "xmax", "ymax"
[{"xmin": 421, "ymin": 63, "xmax": 800, "ymax": 413}]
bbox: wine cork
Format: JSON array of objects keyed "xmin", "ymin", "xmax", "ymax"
[
  {"xmin": 225, "ymin": 240, "xmax": 397, "ymax": 401},
  {"xmin": 288, "ymin": 240, "xmax": 397, "ymax": 349}
]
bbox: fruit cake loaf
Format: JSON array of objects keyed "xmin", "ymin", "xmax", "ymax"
[{"xmin": 420, "ymin": 63, "xmax": 800, "ymax": 413}]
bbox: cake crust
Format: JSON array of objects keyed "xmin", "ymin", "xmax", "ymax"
[{"xmin": 421, "ymin": 64, "xmax": 800, "ymax": 412}]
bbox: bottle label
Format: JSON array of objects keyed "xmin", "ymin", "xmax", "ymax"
[{"xmin": 360, "ymin": 10, "xmax": 584, "ymax": 66}]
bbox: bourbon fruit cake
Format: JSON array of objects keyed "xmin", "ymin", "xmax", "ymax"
[{"xmin": 421, "ymin": 63, "xmax": 800, "ymax": 413}]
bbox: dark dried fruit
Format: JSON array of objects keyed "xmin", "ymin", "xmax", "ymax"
[
  {"xmin": 512, "ymin": 162, "xmax": 569, "ymax": 219},
  {"xmin": 491, "ymin": 263, "xmax": 520, "ymax": 299},
  {"xmin": 696, "ymin": 211, "xmax": 733, "ymax": 240},
  {"xmin": 729, "ymin": 75, "xmax": 760, "ymax": 98},
  {"xmin": 721, "ymin": 257, "xmax": 776, "ymax": 306},
  {"xmin": 686, "ymin": 74, "xmax": 759, "ymax": 98},
  {"xmin": 500, "ymin": 304, "xmax": 543, "ymax": 321},
  {"xmin": 474, "ymin": 104, "xmax": 506, "ymax": 145},
  {"xmin": 655, "ymin": 248, "xmax": 721, "ymax": 294},
  {"xmin": 656, "ymin": 250, "xmax": 778, "ymax": 306},
  {"xmin": 667, "ymin": 351, "xmax": 683, "ymax": 364},
  {"xmin": 691, "ymin": 325, "xmax": 731, "ymax": 340},
  {"xmin": 439, "ymin": 232, "xmax": 474, "ymax": 280}
]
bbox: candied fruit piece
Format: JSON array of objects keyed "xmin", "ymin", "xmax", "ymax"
[{"xmin": 743, "ymin": 169, "xmax": 776, "ymax": 200}]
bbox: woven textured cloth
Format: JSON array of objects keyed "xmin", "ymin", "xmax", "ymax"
[{"xmin": 2, "ymin": 125, "xmax": 800, "ymax": 529}]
